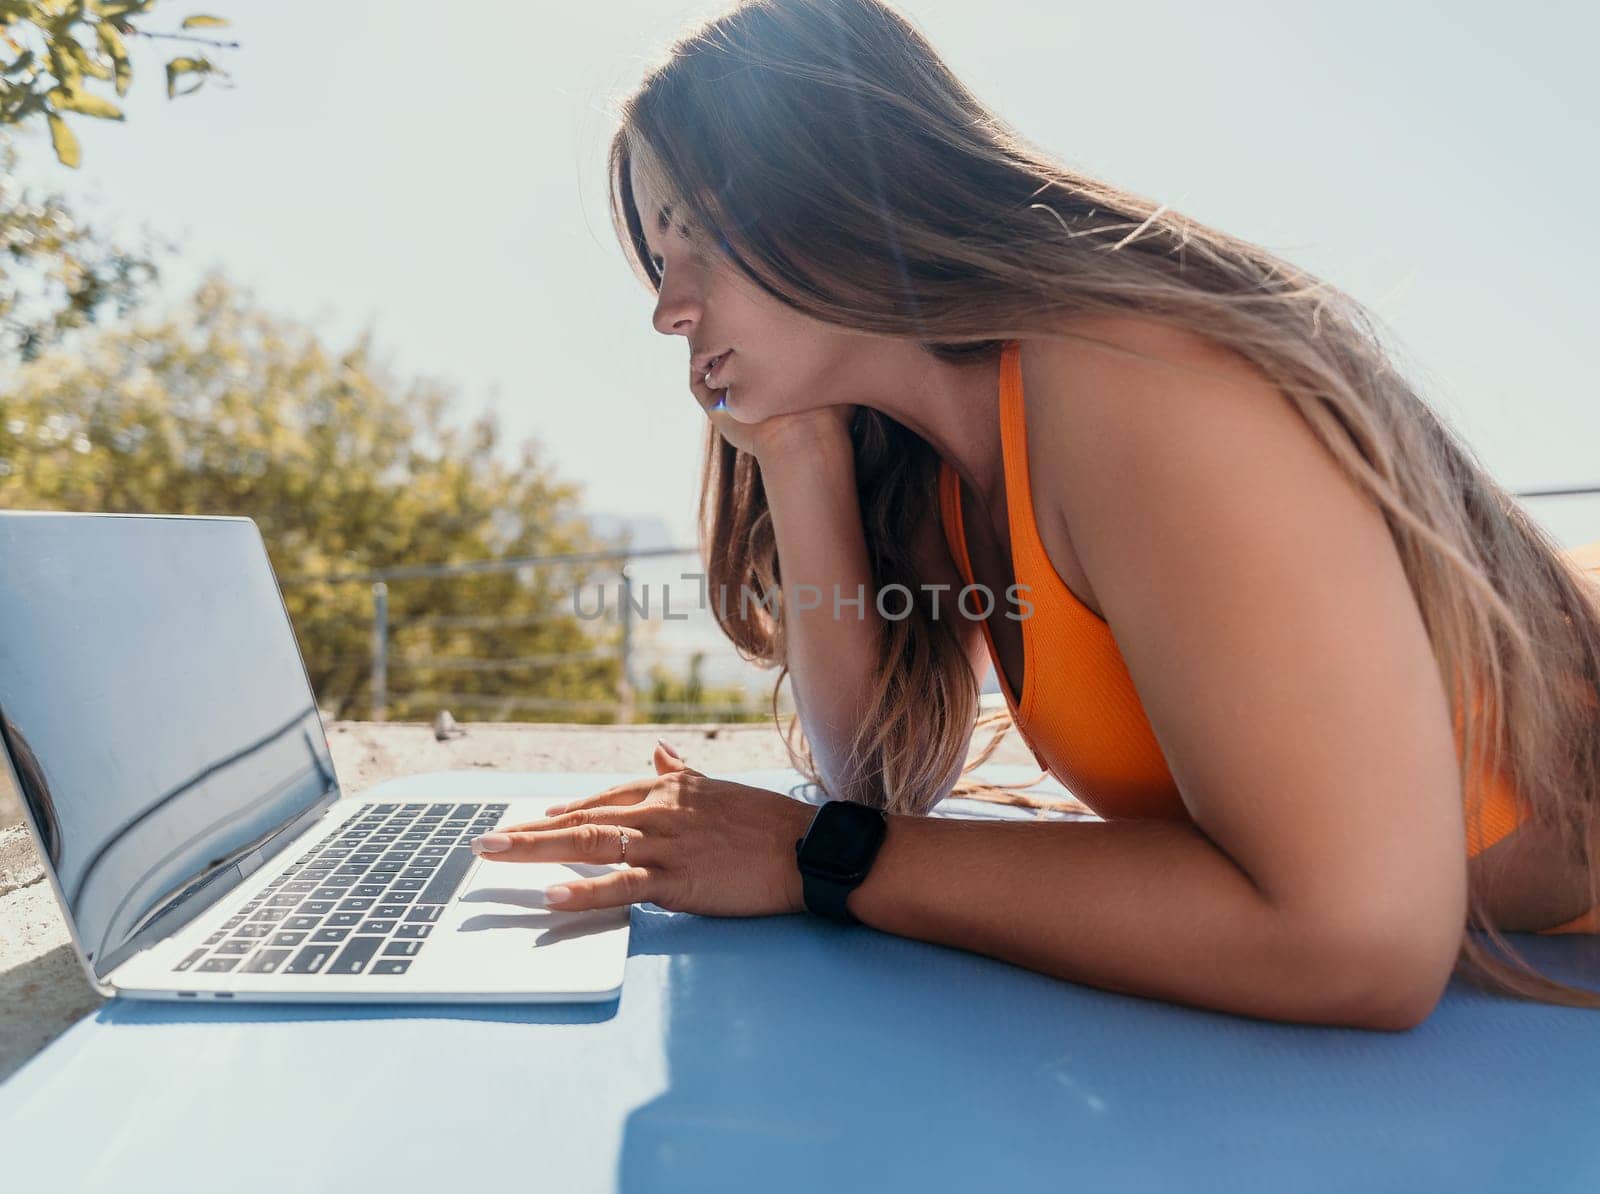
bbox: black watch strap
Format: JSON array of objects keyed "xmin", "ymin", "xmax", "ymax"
[
  {"xmin": 793, "ymin": 800, "xmax": 888, "ymax": 925},
  {"xmin": 800, "ymin": 867, "xmax": 862, "ymax": 925}
]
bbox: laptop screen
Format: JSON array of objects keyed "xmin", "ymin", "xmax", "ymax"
[{"xmin": 0, "ymin": 512, "xmax": 340, "ymax": 979}]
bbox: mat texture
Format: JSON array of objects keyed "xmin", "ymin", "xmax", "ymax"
[{"xmin": 2, "ymin": 767, "xmax": 1597, "ymax": 1193}]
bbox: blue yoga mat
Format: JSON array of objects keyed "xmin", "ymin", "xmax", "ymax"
[{"xmin": 3, "ymin": 767, "xmax": 1598, "ymax": 1193}]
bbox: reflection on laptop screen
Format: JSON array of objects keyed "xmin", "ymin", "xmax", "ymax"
[{"xmin": 0, "ymin": 513, "xmax": 339, "ymax": 978}]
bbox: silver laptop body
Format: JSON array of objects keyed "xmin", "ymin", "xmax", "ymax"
[{"xmin": 0, "ymin": 511, "xmax": 628, "ymax": 1002}]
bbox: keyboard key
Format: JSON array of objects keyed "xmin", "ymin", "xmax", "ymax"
[
  {"xmin": 327, "ymin": 936, "xmax": 384, "ymax": 975},
  {"xmin": 285, "ymin": 944, "xmax": 336, "ymax": 974},
  {"xmin": 390, "ymin": 879, "xmax": 426, "ymax": 892},
  {"xmin": 214, "ymin": 940, "xmax": 253, "ymax": 955},
  {"xmin": 372, "ymin": 960, "xmax": 411, "ymax": 975},
  {"xmin": 174, "ymin": 949, "xmax": 209, "ymax": 972},
  {"xmin": 382, "ymin": 889, "xmax": 417, "ymax": 903},
  {"xmin": 418, "ymin": 848, "xmax": 476, "ymax": 904},
  {"xmin": 338, "ymin": 898, "xmax": 375, "ymax": 912},
  {"xmin": 270, "ymin": 931, "xmax": 308, "ymax": 947},
  {"xmin": 394, "ymin": 924, "xmax": 432, "ymax": 940},
  {"xmin": 222, "ymin": 916, "xmax": 245, "ymax": 928},
  {"xmin": 418, "ymin": 846, "xmax": 448, "ymax": 858},
  {"xmin": 204, "ymin": 932, "xmax": 226, "ymax": 945},
  {"xmin": 369, "ymin": 861, "xmax": 403, "ymax": 874},
  {"xmin": 406, "ymin": 905, "xmax": 444, "ymax": 924},
  {"xmin": 374, "ymin": 903, "xmax": 409, "ymax": 919},
  {"xmin": 233, "ymin": 924, "xmax": 272, "ymax": 939},
  {"xmin": 373, "ymin": 804, "xmax": 397, "ymax": 814},
  {"xmin": 282, "ymin": 915, "xmax": 320, "ymax": 931},
  {"xmin": 383, "ymin": 939, "xmax": 422, "ymax": 957},
  {"xmin": 248, "ymin": 908, "xmax": 281, "ymax": 922},
  {"xmin": 313, "ymin": 886, "xmax": 350, "ymax": 901},
  {"xmin": 401, "ymin": 867, "xmax": 435, "ymax": 881},
  {"xmin": 298, "ymin": 900, "xmax": 336, "ymax": 915},
  {"xmin": 353, "ymin": 884, "xmax": 386, "ymax": 899},
  {"xmin": 324, "ymin": 912, "xmax": 360, "ymax": 927},
  {"xmin": 198, "ymin": 957, "xmax": 239, "ymax": 972},
  {"xmin": 349, "ymin": 852, "xmax": 381, "ymax": 866},
  {"xmin": 360, "ymin": 919, "xmax": 397, "ymax": 934},
  {"xmin": 311, "ymin": 927, "xmax": 350, "ymax": 944},
  {"xmin": 242, "ymin": 948, "xmax": 292, "ymax": 974}
]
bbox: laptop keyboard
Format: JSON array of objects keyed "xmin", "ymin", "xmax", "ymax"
[{"xmin": 171, "ymin": 802, "xmax": 508, "ymax": 978}]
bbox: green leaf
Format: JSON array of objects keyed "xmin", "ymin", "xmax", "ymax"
[
  {"xmin": 94, "ymin": 24, "xmax": 129, "ymax": 95},
  {"xmin": 179, "ymin": 14, "xmax": 228, "ymax": 28},
  {"xmin": 164, "ymin": 55, "xmax": 207, "ymax": 99},
  {"xmin": 46, "ymin": 111, "xmax": 79, "ymax": 167},
  {"xmin": 99, "ymin": 1, "xmax": 156, "ymax": 18},
  {"xmin": 49, "ymin": 84, "xmax": 123, "ymax": 119}
]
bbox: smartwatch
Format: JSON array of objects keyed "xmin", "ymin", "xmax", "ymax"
[{"xmin": 794, "ymin": 799, "xmax": 889, "ymax": 924}]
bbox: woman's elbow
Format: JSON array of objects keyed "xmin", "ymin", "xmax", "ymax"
[{"xmin": 1301, "ymin": 910, "xmax": 1457, "ymax": 1031}]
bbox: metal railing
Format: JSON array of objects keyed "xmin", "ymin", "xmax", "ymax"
[
  {"xmin": 281, "ymin": 544, "xmax": 779, "ymax": 725},
  {"xmin": 283, "ymin": 481, "xmax": 1600, "ymax": 725}
]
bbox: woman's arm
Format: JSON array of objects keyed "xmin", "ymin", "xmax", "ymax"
[
  {"xmin": 760, "ymin": 428, "xmax": 986, "ymax": 805},
  {"xmin": 845, "ymin": 809, "xmax": 1437, "ymax": 1030}
]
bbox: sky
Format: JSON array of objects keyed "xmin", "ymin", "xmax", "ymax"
[{"xmin": 9, "ymin": 0, "xmax": 1598, "ymax": 550}]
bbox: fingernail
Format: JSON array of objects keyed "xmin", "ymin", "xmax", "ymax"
[
  {"xmin": 657, "ymin": 738, "xmax": 682, "ymax": 759},
  {"xmin": 545, "ymin": 802, "xmax": 566, "ymax": 815},
  {"xmin": 472, "ymin": 833, "xmax": 511, "ymax": 854},
  {"xmin": 544, "ymin": 885, "xmax": 571, "ymax": 905}
]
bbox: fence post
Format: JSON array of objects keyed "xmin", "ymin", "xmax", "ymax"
[
  {"xmin": 371, "ymin": 580, "xmax": 388, "ymax": 723},
  {"xmin": 617, "ymin": 563, "xmax": 635, "ymax": 724}
]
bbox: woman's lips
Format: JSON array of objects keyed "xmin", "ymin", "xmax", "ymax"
[{"xmin": 706, "ymin": 349, "xmax": 733, "ymax": 385}]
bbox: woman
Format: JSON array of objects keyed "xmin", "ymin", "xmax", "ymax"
[{"xmin": 471, "ymin": 0, "xmax": 1600, "ymax": 1027}]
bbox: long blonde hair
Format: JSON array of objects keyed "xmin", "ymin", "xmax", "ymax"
[{"xmin": 608, "ymin": 0, "xmax": 1600, "ymax": 1007}]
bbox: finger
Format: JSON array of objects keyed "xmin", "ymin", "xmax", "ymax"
[
  {"xmin": 653, "ymin": 740, "xmax": 690, "ymax": 776},
  {"xmin": 472, "ymin": 822, "xmax": 647, "ymax": 865},
  {"xmin": 497, "ymin": 802, "xmax": 641, "ymax": 834},
  {"xmin": 689, "ymin": 364, "xmax": 734, "ymax": 419},
  {"xmin": 543, "ymin": 866, "xmax": 659, "ymax": 912},
  {"xmin": 538, "ymin": 778, "xmax": 657, "ymax": 820}
]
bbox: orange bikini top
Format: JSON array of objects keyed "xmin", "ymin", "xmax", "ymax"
[{"xmin": 936, "ymin": 339, "xmax": 1535, "ymax": 860}]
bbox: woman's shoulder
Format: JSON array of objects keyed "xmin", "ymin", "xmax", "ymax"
[
  {"xmin": 1013, "ymin": 310, "xmax": 1323, "ymax": 593},
  {"xmin": 1020, "ymin": 313, "xmax": 1262, "ymax": 389}
]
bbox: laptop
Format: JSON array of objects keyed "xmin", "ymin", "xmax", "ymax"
[{"xmin": 0, "ymin": 510, "xmax": 630, "ymax": 1002}]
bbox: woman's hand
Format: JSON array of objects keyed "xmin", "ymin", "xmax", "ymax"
[
  {"xmin": 689, "ymin": 359, "xmax": 856, "ymax": 461},
  {"xmin": 470, "ymin": 740, "xmax": 817, "ymax": 917}
]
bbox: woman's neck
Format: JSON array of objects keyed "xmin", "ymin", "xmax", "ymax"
[{"xmin": 854, "ymin": 340, "xmax": 1008, "ymax": 525}]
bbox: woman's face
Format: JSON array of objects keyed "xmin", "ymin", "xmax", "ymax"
[{"xmin": 630, "ymin": 161, "xmax": 868, "ymax": 424}]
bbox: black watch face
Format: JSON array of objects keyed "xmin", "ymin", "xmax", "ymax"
[{"xmin": 798, "ymin": 801, "xmax": 885, "ymax": 881}]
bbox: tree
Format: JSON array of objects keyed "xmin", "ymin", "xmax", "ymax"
[
  {"xmin": 0, "ymin": 131, "xmax": 171, "ymax": 361},
  {"xmin": 1, "ymin": 0, "xmax": 233, "ymax": 167},
  {"xmin": 643, "ymin": 651, "xmax": 766, "ymax": 724},
  {"xmin": 0, "ymin": 270, "xmax": 631, "ymax": 721}
]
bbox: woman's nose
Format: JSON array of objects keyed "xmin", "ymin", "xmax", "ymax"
[{"xmin": 651, "ymin": 279, "xmax": 701, "ymax": 338}]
